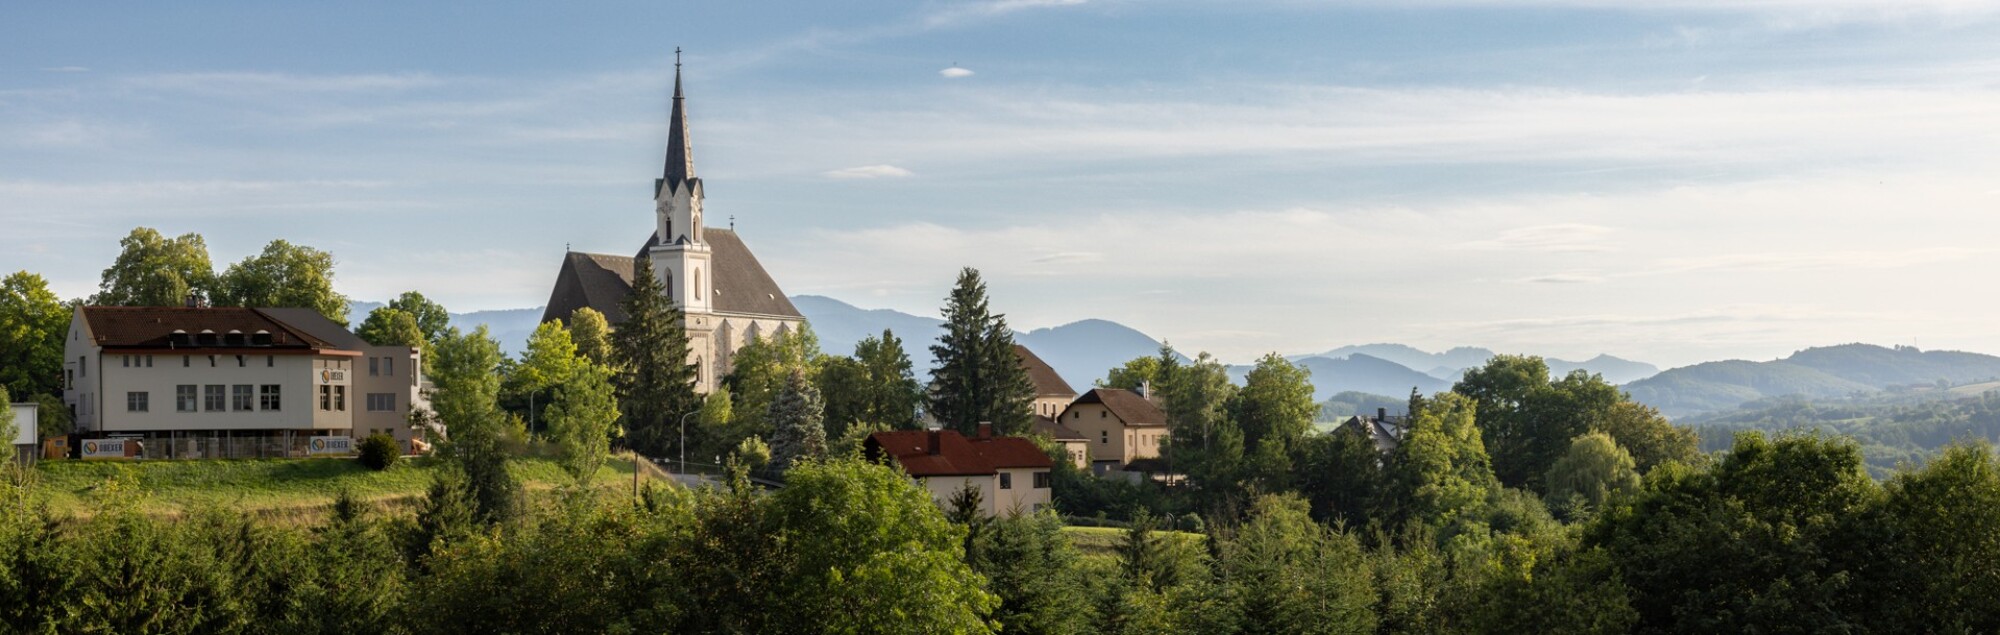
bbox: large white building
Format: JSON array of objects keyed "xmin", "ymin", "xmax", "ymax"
[
  {"xmin": 62, "ymin": 305, "xmax": 426, "ymax": 459},
  {"xmin": 540, "ymin": 60, "xmax": 805, "ymax": 393}
]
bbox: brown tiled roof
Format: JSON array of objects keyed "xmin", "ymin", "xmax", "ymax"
[
  {"xmin": 78, "ymin": 307, "xmax": 336, "ymax": 351},
  {"xmin": 866, "ymin": 429, "xmax": 1053, "ymax": 477},
  {"xmin": 1031, "ymin": 415, "xmax": 1086, "ymax": 441},
  {"xmin": 1070, "ymin": 388, "xmax": 1167, "ymax": 428},
  {"xmin": 541, "ymin": 228, "xmax": 803, "ymax": 326},
  {"xmin": 1015, "ymin": 344, "xmax": 1076, "ymax": 398}
]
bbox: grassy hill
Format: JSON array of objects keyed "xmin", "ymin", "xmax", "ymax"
[{"xmin": 28, "ymin": 455, "xmax": 652, "ymax": 520}]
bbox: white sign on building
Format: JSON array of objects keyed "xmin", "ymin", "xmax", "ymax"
[
  {"xmin": 307, "ymin": 436, "xmax": 354, "ymax": 455},
  {"xmin": 80, "ymin": 438, "xmax": 129, "ymax": 460}
]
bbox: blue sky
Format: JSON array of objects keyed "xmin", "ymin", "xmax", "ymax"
[{"xmin": 4, "ymin": 1, "xmax": 1999, "ymax": 367}]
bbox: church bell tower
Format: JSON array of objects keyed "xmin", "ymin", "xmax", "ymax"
[{"xmin": 650, "ymin": 49, "xmax": 712, "ymax": 315}]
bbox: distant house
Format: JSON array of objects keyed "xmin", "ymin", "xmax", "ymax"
[
  {"xmin": 1015, "ymin": 345, "xmax": 1077, "ymax": 420},
  {"xmin": 866, "ymin": 425, "xmax": 1054, "ymax": 516},
  {"xmin": 1335, "ymin": 409, "xmax": 1403, "ymax": 455},
  {"xmin": 1061, "ymin": 387, "xmax": 1171, "ymax": 477},
  {"xmin": 1032, "ymin": 414, "xmax": 1089, "ymax": 470}
]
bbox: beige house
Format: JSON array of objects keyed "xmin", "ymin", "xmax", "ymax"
[
  {"xmin": 62, "ymin": 305, "xmax": 424, "ymax": 459},
  {"xmin": 1060, "ymin": 388, "xmax": 1170, "ymax": 476},
  {"xmin": 1015, "ymin": 345, "xmax": 1076, "ymax": 420},
  {"xmin": 8, "ymin": 402, "xmax": 35, "ymax": 465},
  {"xmin": 866, "ymin": 425, "xmax": 1055, "ymax": 517},
  {"xmin": 540, "ymin": 61, "xmax": 803, "ymax": 393}
]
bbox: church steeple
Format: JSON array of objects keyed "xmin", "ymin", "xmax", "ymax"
[{"xmin": 661, "ymin": 47, "xmax": 696, "ymax": 195}]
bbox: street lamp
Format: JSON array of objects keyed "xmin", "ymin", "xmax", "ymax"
[{"xmin": 679, "ymin": 410, "xmax": 701, "ymax": 473}]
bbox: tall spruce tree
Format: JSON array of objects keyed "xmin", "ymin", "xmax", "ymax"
[
  {"xmin": 766, "ymin": 368, "xmax": 827, "ymax": 472},
  {"xmin": 612, "ymin": 254, "xmax": 699, "ymax": 457},
  {"xmin": 927, "ymin": 267, "xmax": 1035, "ymax": 436}
]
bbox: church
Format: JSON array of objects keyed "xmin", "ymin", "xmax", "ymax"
[{"xmin": 540, "ymin": 60, "xmax": 805, "ymax": 393}]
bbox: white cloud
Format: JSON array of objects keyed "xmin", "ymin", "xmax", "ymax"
[
  {"xmin": 1521, "ymin": 274, "xmax": 1604, "ymax": 284},
  {"xmin": 823, "ymin": 164, "xmax": 915, "ymax": 179},
  {"xmin": 940, "ymin": 66, "xmax": 975, "ymax": 79},
  {"xmin": 1652, "ymin": 247, "xmax": 1982, "ymax": 274}
]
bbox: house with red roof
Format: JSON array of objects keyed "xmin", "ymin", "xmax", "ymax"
[{"xmin": 865, "ymin": 424, "xmax": 1054, "ymax": 516}]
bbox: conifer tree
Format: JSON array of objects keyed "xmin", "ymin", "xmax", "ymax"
[
  {"xmin": 612, "ymin": 254, "xmax": 699, "ymax": 457},
  {"xmin": 927, "ymin": 267, "xmax": 1036, "ymax": 436},
  {"xmin": 766, "ymin": 368, "xmax": 826, "ymax": 472}
]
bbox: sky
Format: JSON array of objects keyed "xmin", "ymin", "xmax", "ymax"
[{"xmin": 3, "ymin": 0, "xmax": 1999, "ymax": 369}]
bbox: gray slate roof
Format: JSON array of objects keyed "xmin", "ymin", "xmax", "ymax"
[
  {"xmin": 540, "ymin": 228, "xmax": 802, "ymax": 326},
  {"xmin": 257, "ymin": 307, "xmax": 374, "ymax": 350}
]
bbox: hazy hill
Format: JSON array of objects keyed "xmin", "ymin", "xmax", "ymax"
[
  {"xmin": 1233, "ymin": 354, "xmax": 1450, "ymax": 402},
  {"xmin": 1625, "ymin": 345, "xmax": 2000, "ymax": 419},
  {"xmin": 793, "ymin": 295, "xmax": 1169, "ymax": 390},
  {"xmin": 1302, "ymin": 345, "xmax": 1659, "ymax": 385},
  {"xmin": 1319, "ymin": 391, "xmax": 1407, "ymax": 422},
  {"xmin": 1782, "ymin": 344, "xmax": 2000, "ymax": 388}
]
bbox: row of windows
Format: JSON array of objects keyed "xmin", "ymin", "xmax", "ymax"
[
  {"xmin": 996, "ymin": 471, "xmax": 1054, "ymax": 490},
  {"xmin": 161, "ymin": 385, "xmax": 282, "ymax": 413},
  {"xmin": 367, "ymin": 356, "xmax": 397, "ymax": 377},
  {"xmin": 123, "ymin": 386, "xmax": 396, "ymax": 414}
]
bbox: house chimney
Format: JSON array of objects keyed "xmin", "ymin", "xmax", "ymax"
[
  {"xmin": 977, "ymin": 422, "xmax": 993, "ymax": 439},
  {"xmin": 184, "ymin": 293, "xmax": 199, "ymax": 308},
  {"xmin": 928, "ymin": 429, "xmax": 941, "ymax": 455},
  {"xmin": 1139, "ymin": 380, "xmax": 1151, "ymax": 399}
]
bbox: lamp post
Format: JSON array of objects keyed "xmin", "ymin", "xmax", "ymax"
[{"xmin": 679, "ymin": 410, "xmax": 701, "ymax": 474}]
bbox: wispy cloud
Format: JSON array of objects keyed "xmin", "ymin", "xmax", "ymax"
[
  {"xmin": 1653, "ymin": 247, "xmax": 1982, "ymax": 274},
  {"xmin": 1460, "ymin": 224, "xmax": 1615, "ymax": 253},
  {"xmin": 1520, "ymin": 274, "xmax": 1604, "ymax": 284},
  {"xmin": 823, "ymin": 164, "xmax": 915, "ymax": 179},
  {"xmin": 923, "ymin": 0, "xmax": 1088, "ymax": 28},
  {"xmin": 939, "ymin": 66, "xmax": 975, "ymax": 79}
]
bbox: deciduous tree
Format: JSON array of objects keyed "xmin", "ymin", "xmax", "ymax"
[
  {"xmin": 94, "ymin": 227, "xmax": 215, "ymax": 307},
  {"xmin": 567, "ymin": 307, "xmax": 613, "ymax": 367},
  {"xmin": 545, "ymin": 363, "xmax": 619, "ymax": 483},
  {"xmin": 388, "ymin": 291, "xmax": 451, "ymax": 345},
  {"xmin": 0, "ymin": 271, "xmax": 70, "ymax": 398},
  {"xmin": 214, "ymin": 239, "xmax": 349, "ymax": 325}
]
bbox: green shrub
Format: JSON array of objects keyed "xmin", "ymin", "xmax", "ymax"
[{"xmin": 359, "ymin": 434, "xmax": 401, "ymax": 471}]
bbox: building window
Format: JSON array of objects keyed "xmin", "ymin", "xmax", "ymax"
[
  {"xmin": 385, "ymin": 356, "xmax": 394, "ymax": 376},
  {"xmin": 183, "ymin": 355, "xmax": 190, "ymax": 367},
  {"xmin": 369, "ymin": 357, "xmax": 379, "ymax": 376},
  {"xmin": 145, "ymin": 355, "xmax": 153, "ymax": 367},
  {"xmin": 203, "ymin": 385, "xmax": 225, "ymax": 412},
  {"xmin": 121, "ymin": 355, "xmax": 129, "ymax": 368},
  {"xmin": 367, "ymin": 393, "xmax": 395, "ymax": 412},
  {"xmin": 79, "ymin": 356, "xmax": 85, "ymax": 377},
  {"xmin": 1100, "ymin": 430, "xmax": 1108, "ymax": 444},
  {"xmin": 237, "ymin": 355, "xmax": 246, "ymax": 367},
  {"xmin": 232, "ymin": 385, "xmax": 253, "ymax": 411},
  {"xmin": 260, "ymin": 385, "xmax": 282, "ymax": 411},
  {"xmin": 127, "ymin": 391, "xmax": 148, "ymax": 412},
  {"xmin": 1100, "ymin": 410, "xmax": 1107, "ymax": 418},
  {"xmin": 320, "ymin": 386, "xmax": 332, "ymax": 411},
  {"xmin": 1033, "ymin": 471, "xmax": 1050, "ymax": 489},
  {"xmin": 177, "ymin": 385, "xmax": 197, "ymax": 412},
  {"xmin": 999, "ymin": 472, "xmax": 1013, "ymax": 490},
  {"xmin": 334, "ymin": 385, "xmax": 346, "ymax": 411},
  {"xmin": 266, "ymin": 355, "xmax": 274, "ymax": 367}
]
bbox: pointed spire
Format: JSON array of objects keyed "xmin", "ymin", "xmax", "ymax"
[{"xmin": 662, "ymin": 47, "xmax": 696, "ymax": 194}]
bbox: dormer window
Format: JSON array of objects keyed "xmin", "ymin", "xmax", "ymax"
[
  {"xmin": 252, "ymin": 330, "xmax": 272, "ymax": 346},
  {"xmin": 170, "ymin": 329, "xmax": 190, "ymax": 346},
  {"xmin": 198, "ymin": 329, "xmax": 217, "ymax": 346},
  {"xmin": 225, "ymin": 330, "xmax": 245, "ymax": 346}
]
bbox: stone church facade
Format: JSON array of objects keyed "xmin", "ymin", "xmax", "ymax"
[{"xmin": 540, "ymin": 62, "xmax": 804, "ymax": 393}]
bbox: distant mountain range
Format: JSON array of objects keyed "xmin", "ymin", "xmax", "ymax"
[
  {"xmin": 1625, "ymin": 344, "xmax": 2000, "ymax": 418},
  {"xmin": 346, "ymin": 299, "xmax": 2000, "ymax": 424}
]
